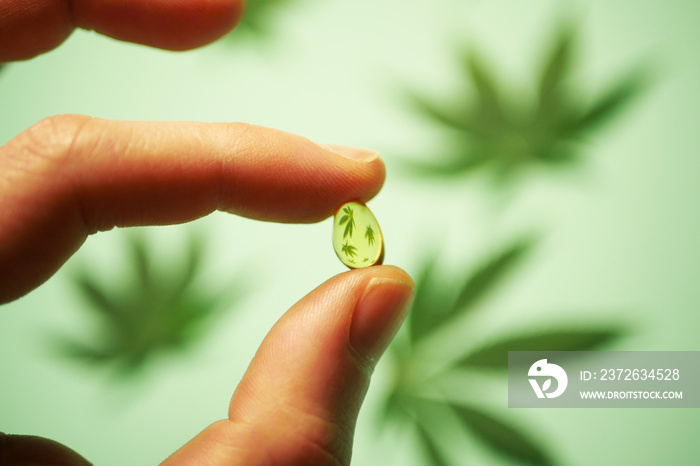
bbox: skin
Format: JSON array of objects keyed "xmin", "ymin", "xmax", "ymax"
[{"xmin": 0, "ymin": 2, "xmax": 415, "ymax": 465}]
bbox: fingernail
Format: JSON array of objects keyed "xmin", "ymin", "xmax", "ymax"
[
  {"xmin": 321, "ymin": 144, "xmax": 379, "ymax": 162},
  {"xmin": 350, "ymin": 278, "xmax": 414, "ymax": 363}
]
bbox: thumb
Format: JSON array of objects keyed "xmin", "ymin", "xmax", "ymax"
[{"xmin": 162, "ymin": 266, "xmax": 413, "ymax": 466}]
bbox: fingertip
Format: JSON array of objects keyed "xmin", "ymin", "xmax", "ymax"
[
  {"xmin": 215, "ymin": 123, "xmax": 387, "ymax": 223},
  {"xmin": 334, "ymin": 265, "xmax": 414, "ymax": 295},
  {"xmin": 320, "ymin": 144, "xmax": 387, "ymax": 207},
  {"xmin": 0, "ymin": 0, "xmax": 247, "ymax": 61},
  {"xmin": 72, "ymin": 0, "xmax": 246, "ymax": 51},
  {"xmin": 341, "ymin": 266, "xmax": 414, "ymax": 364}
]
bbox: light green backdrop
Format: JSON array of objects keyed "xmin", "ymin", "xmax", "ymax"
[{"xmin": 1, "ymin": 0, "xmax": 699, "ymax": 464}]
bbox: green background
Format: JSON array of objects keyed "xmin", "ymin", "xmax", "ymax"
[{"xmin": 1, "ymin": 0, "xmax": 699, "ymax": 464}]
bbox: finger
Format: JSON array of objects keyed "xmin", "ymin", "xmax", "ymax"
[
  {"xmin": 0, "ymin": 115, "xmax": 384, "ymax": 303},
  {"xmin": 0, "ymin": 432, "xmax": 91, "ymax": 465},
  {"xmin": 0, "ymin": 0, "xmax": 244, "ymax": 61},
  {"xmin": 161, "ymin": 266, "xmax": 414, "ymax": 466}
]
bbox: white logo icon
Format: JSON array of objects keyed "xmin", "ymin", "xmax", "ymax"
[{"xmin": 528, "ymin": 359, "xmax": 568, "ymax": 399}]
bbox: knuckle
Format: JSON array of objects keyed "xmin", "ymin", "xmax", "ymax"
[{"xmin": 5, "ymin": 114, "xmax": 92, "ymax": 168}]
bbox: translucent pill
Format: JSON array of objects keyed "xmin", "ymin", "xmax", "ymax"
[{"xmin": 332, "ymin": 201, "xmax": 384, "ymax": 269}]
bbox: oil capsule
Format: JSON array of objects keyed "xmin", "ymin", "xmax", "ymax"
[{"xmin": 332, "ymin": 201, "xmax": 384, "ymax": 269}]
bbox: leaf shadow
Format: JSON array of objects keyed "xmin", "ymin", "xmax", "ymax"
[
  {"xmin": 395, "ymin": 19, "xmax": 650, "ymax": 188},
  {"xmin": 51, "ymin": 229, "xmax": 253, "ymax": 378},
  {"xmin": 222, "ymin": 0, "xmax": 310, "ymax": 45},
  {"xmin": 379, "ymin": 237, "xmax": 630, "ymax": 465}
]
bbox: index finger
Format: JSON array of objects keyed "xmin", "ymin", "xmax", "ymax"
[
  {"xmin": 0, "ymin": 116, "xmax": 385, "ymax": 303},
  {"xmin": 0, "ymin": 0, "xmax": 244, "ymax": 61}
]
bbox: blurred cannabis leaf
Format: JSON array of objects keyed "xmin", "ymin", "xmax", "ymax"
[
  {"xmin": 381, "ymin": 238, "xmax": 624, "ymax": 465},
  {"xmin": 226, "ymin": 0, "xmax": 300, "ymax": 41},
  {"xmin": 401, "ymin": 22, "xmax": 646, "ymax": 182},
  {"xmin": 55, "ymin": 232, "xmax": 248, "ymax": 372}
]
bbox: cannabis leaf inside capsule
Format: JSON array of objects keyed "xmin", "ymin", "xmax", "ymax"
[{"xmin": 332, "ymin": 201, "xmax": 384, "ymax": 269}]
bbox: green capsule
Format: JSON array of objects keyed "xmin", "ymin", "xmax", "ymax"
[{"xmin": 332, "ymin": 201, "xmax": 384, "ymax": 269}]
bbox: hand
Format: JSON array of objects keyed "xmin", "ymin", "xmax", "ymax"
[{"xmin": 0, "ymin": 2, "xmax": 414, "ymax": 465}]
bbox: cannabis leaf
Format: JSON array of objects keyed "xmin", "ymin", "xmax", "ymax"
[
  {"xmin": 400, "ymin": 21, "xmax": 646, "ymax": 183},
  {"xmin": 451, "ymin": 403, "xmax": 553, "ymax": 465},
  {"xmin": 380, "ymin": 238, "xmax": 626, "ymax": 465},
  {"xmin": 224, "ymin": 0, "xmax": 300, "ymax": 42},
  {"xmin": 414, "ymin": 418, "xmax": 452, "ymax": 466},
  {"xmin": 53, "ymin": 231, "xmax": 249, "ymax": 373},
  {"xmin": 338, "ymin": 206, "xmax": 356, "ymax": 239},
  {"xmin": 457, "ymin": 329, "xmax": 623, "ymax": 370},
  {"xmin": 365, "ymin": 225, "xmax": 376, "ymax": 246},
  {"xmin": 409, "ymin": 238, "xmax": 533, "ymax": 344},
  {"xmin": 341, "ymin": 241, "xmax": 358, "ymax": 259}
]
